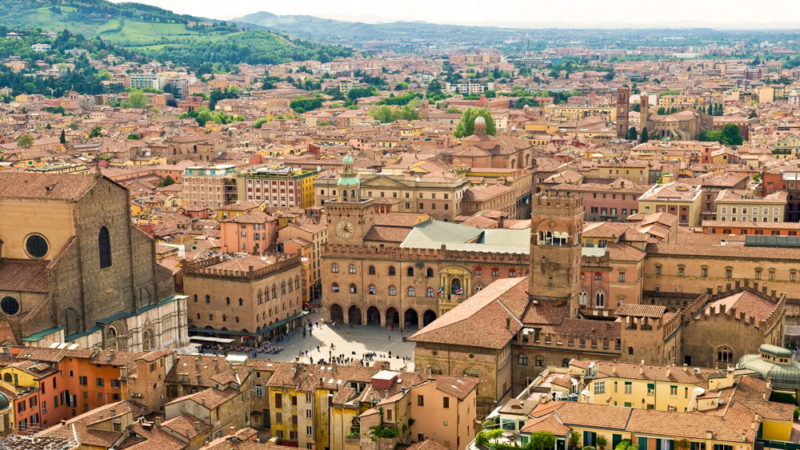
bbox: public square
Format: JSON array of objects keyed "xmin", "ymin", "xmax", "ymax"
[{"xmin": 222, "ymin": 311, "xmax": 417, "ymax": 371}]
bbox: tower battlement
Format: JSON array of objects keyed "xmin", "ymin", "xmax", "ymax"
[{"xmin": 532, "ymin": 191, "xmax": 584, "ymax": 215}]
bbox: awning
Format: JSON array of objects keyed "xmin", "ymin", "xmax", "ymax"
[{"xmin": 190, "ymin": 336, "xmax": 235, "ymax": 344}]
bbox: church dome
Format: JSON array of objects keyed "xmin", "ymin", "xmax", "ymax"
[
  {"xmin": 0, "ymin": 392, "xmax": 9, "ymax": 411},
  {"xmin": 343, "ymin": 154, "xmax": 354, "ymax": 164},
  {"xmin": 475, "ymin": 116, "xmax": 486, "ymax": 125}
]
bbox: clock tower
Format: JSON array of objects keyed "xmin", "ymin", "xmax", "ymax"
[{"xmin": 326, "ymin": 153, "xmax": 374, "ymax": 246}]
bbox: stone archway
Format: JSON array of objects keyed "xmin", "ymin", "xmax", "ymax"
[
  {"xmin": 404, "ymin": 309, "xmax": 418, "ymax": 329},
  {"xmin": 423, "ymin": 309, "xmax": 437, "ymax": 326},
  {"xmin": 330, "ymin": 304, "xmax": 344, "ymax": 324},
  {"xmin": 348, "ymin": 305, "xmax": 362, "ymax": 325},
  {"xmin": 386, "ymin": 308, "xmax": 400, "ymax": 327},
  {"xmin": 367, "ymin": 306, "xmax": 381, "ymax": 325}
]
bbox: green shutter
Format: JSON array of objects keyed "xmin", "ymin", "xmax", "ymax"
[
  {"xmin": 668, "ymin": 440, "xmax": 674, "ymax": 450},
  {"xmin": 656, "ymin": 439, "xmax": 662, "ymax": 450},
  {"xmin": 647, "ymin": 383, "xmax": 655, "ymax": 390},
  {"xmin": 691, "ymin": 443, "xmax": 697, "ymax": 450},
  {"xmin": 612, "ymin": 434, "xmax": 622, "ymax": 450},
  {"xmin": 584, "ymin": 432, "xmax": 589, "ymax": 447},
  {"xmin": 638, "ymin": 437, "xmax": 648, "ymax": 450}
]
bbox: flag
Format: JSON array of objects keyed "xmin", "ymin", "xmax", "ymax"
[
  {"xmin": 455, "ymin": 287, "xmax": 464, "ymax": 295},
  {"xmin": 436, "ymin": 286, "xmax": 444, "ymax": 295}
]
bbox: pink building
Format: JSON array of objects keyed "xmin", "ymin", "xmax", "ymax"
[{"xmin": 220, "ymin": 211, "xmax": 278, "ymax": 254}]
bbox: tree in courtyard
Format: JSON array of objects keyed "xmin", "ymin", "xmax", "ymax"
[
  {"xmin": 158, "ymin": 176, "xmax": 176, "ymax": 187},
  {"xmin": 626, "ymin": 127, "xmax": 638, "ymax": 140},
  {"xmin": 453, "ymin": 107, "xmax": 497, "ymax": 138},
  {"xmin": 17, "ymin": 133, "xmax": 34, "ymax": 148}
]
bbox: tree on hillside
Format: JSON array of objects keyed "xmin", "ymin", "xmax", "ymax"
[
  {"xmin": 127, "ymin": 90, "xmax": 148, "ymax": 109},
  {"xmin": 639, "ymin": 127, "xmax": 649, "ymax": 143},
  {"xmin": 89, "ymin": 126, "xmax": 103, "ymax": 138},
  {"xmin": 626, "ymin": 127, "xmax": 638, "ymax": 141},
  {"xmin": 427, "ymin": 80, "xmax": 442, "ymax": 94},
  {"xmin": 453, "ymin": 108, "xmax": 497, "ymax": 138},
  {"xmin": 59, "ymin": 130, "xmax": 66, "ymax": 144},
  {"xmin": 17, "ymin": 134, "xmax": 34, "ymax": 148}
]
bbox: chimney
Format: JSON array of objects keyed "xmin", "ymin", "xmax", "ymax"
[
  {"xmin": 683, "ymin": 363, "xmax": 688, "ymax": 372},
  {"xmin": 230, "ymin": 426, "xmax": 235, "ymax": 436},
  {"xmin": 155, "ymin": 416, "xmax": 162, "ymax": 427},
  {"xmin": 194, "ymin": 421, "xmax": 201, "ymax": 431},
  {"xmin": 665, "ymin": 366, "xmax": 670, "ymax": 378},
  {"xmin": 186, "ymin": 428, "xmax": 191, "ymax": 437},
  {"xmin": 110, "ymin": 409, "xmax": 116, "ymax": 417},
  {"xmin": 706, "ymin": 431, "xmax": 713, "ymax": 440},
  {"xmin": 201, "ymin": 398, "xmax": 207, "ymax": 406},
  {"xmin": 213, "ymin": 359, "xmax": 218, "ymax": 368},
  {"xmin": 611, "ymin": 363, "xmax": 617, "ymax": 375},
  {"xmin": 639, "ymin": 364, "xmax": 644, "ymax": 375}
]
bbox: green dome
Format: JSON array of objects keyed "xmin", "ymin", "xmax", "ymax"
[
  {"xmin": 343, "ymin": 154, "xmax": 353, "ymax": 164},
  {"xmin": 337, "ymin": 176, "xmax": 361, "ymax": 186},
  {"xmin": 738, "ymin": 353, "xmax": 800, "ymax": 390}
]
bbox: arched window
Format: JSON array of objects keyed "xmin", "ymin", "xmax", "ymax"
[
  {"xmin": 407, "ymin": 267, "xmax": 414, "ymax": 276},
  {"xmin": 368, "ymin": 266, "xmax": 376, "ymax": 275},
  {"xmin": 235, "ymin": 316, "xmax": 240, "ymax": 323},
  {"xmin": 718, "ymin": 346, "xmax": 734, "ymax": 363},
  {"xmin": 193, "ymin": 294, "xmax": 197, "ymax": 302},
  {"xmin": 332, "ymin": 283, "xmax": 339, "ymax": 293},
  {"xmin": 295, "ymin": 277, "xmax": 300, "ymax": 289},
  {"xmin": 196, "ymin": 313, "xmax": 200, "ymax": 319},
  {"xmin": 222, "ymin": 315, "xmax": 227, "ymax": 322},
  {"xmin": 288, "ymin": 279, "xmax": 293, "ymax": 292},
  {"xmin": 628, "ymin": 347, "xmax": 634, "ymax": 355},
  {"xmin": 205, "ymin": 295, "xmax": 210, "ymax": 304},
  {"xmin": 427, "ymin": 288, "xmax": 434, "ymax": 298},
  {"xmin": 349, "ymin": 284, "xmax": 357, "ymax": 294},
  {"xmin": 407, "ymin": 287, "xmax": 416, "ymax": 297},
  {"xmin": 579, "ymin": 291, "xmax": 588, "ymax": 306},
  {"xmin": 518, "ymin": 354, "xmax": 528, "ymax": 366},
  {"xmin": 332, "ymin": 263, "xmax": 339, "ymax": 273},
  {"xmin": 349, "ymin": 264, "xmax": 356, "ymax": 274},
  {"xmin": 2, "ymin": 373, "xmax": 10, "ymax": 383},
  {"xmin": 209, "ymin": 314, "xmax": 214, "ymax": 321},
  {"xmin": 238, "ymin": 298, "xmax": 243, "ymax": 306},
  {"xmin": 369, "ymin": 285, "xmax": 376, "ymax": 295},
  {"xmin": 389, "ymin": 286, "xmax": 397, "ymax": 296},
  {"xmin": 281, "ymin": 281, "xmax": 286, "ymax": 295},
  {"xmin": 535, "ymin": 356, "xmax": 544, "ymax": 367},
  {"xmin": 388, "ymin": 266, "xmax": 396, "ymax": 276},
  {"xmin": 271, "ymin": 286, "xmax": 277, "ymax": 299},
  {"xmin": 99, "ymin": 227, "xmax": 112, "ymax": 269},
  {"xmin": 256, "ymin": 294, "xmax": 261, "ymax": 305},
  {"xmin": 463, "ymin": 368, "xmax": 479, "ymax": 378},
  {"xmin": 226, "ymin": 297, "xmax": 231, "ymax": 305},
  {"xmin": 426, "ymin": 268, "xmax": 434, "ymax": 278},
  {"xmin": 562, "ymin": 358, "xmax": 570, "ymax": 368},
  {"xmin": 595, "ymin": 291, "xmax": 605, "ymax": 308}
]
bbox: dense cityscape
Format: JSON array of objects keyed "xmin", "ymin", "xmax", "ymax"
[{"xmin": 4, "ymin": 1, "xmax": 800, "ymax": 450}]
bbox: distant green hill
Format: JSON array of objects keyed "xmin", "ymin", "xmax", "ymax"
[{"xmin": 0, "ymin": 0, "xmax": 352, "ymax": 69}]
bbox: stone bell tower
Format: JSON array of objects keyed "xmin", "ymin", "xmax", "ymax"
[
  {"xmin": 528, "ymin": 192, "xmax": 584, "ymax": 317},
  {"xmin": 326, "ymin": 153, "xmax": 373, "ymax": 246}
]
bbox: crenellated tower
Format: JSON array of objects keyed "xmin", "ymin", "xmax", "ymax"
[{"xmin": 529, "ymin": 192, "xmax": 584, "ymax": 317}]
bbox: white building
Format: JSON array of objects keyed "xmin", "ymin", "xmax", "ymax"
[
  {"xmin": 131, "ymin": 73, "xmax": 166, "ymax": 91},
  {"xmin": 31, "ymin": 43, "xmax": 51, "ymax": 53}
]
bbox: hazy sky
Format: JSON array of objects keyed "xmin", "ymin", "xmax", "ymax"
[{"xmin": 110, "ymin": 0, "xmax": 800, "ymax": 29}]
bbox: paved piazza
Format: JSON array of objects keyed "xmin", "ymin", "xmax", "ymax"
[{"xmin": 213, "ymin": 311, "xmax": 417, "ymax": 371}]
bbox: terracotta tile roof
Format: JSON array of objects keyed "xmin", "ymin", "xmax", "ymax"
[
  {"xmin": 0, "ymin": 172, "xmax": 97, "ymax": 201},
  {"xmin": 364, "ymin": 226, "xmax": 411, "ymax": 243},
  {"xmin": 166, "ymin": 386, "xmax": 240, "ymax": 410},
  {"xmin": 225, "ymin": 211, "xmax": 275, "ymax": 224},
  {"xmin": 122, "ymin": 420, "xmax": 186, "ymax": 450},
  {"xmin": 166, "ymin": 355, "xmax": 249, "ymax": 387},
  {"xmin": 627, "ymin": 407, "xmax": 754, "ymax": 442},
  {"xmin": 407, "ymin": 440, "xmax": 450, "ymax": 450},
  {"xmin": 702, "ymin": 290, "xmax": 776, "ymax": 324},
  {"xmin": 0, "ymin": 259, "xmax": 49, "ymax": 292},
  {"xmin": 533, "ymin": 402, "xmax": 631, "ymax": 430},
  {"xmin": 520, "ymin": 414, "xmax": 572, "ymax": 436},
  {"xmin": 615, "ymin": 304, "xmax": 666, "ymax": 318},
  {"xmin": 39, "ymin": 400, "xmax": 145, "ymax": 447},
  {"xmin": 434, "ymin": 376, "xmax": 480, "ymax": 400},
  {"xmin": 161, "ymin": 413, "xmax": 211, "ymax": 439},
  {"xmin": 591, "ymin": 361, "xmax": 716, "ymax": 386},
  {"xmin": 409, "ymin": 278, "xmax": 525, "ymax": 349}
]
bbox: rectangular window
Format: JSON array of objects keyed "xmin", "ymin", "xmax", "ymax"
[
  {"xmin": 594, "ymin": 382, "xmax": 605, "ymax": 394},
  {"xmin": 417, "ymin": 395, "xmax": 424, "ymax": 406},
  {"xmin": 443, "ymin": 397, "xmax": 449, "ymax": 408},
  {"xmin": 96, "ymin": 378, "xmax": 104, "ymax": 387},
  {"xmin": 670, "ymin": 386, "xmax": 678, "ymax": 396},
  {"xmin": 619, "ymin": 273, "xmax": 626, "ymax": 282},
  {"xmin": 647, "ymin": 383, "xmax": 655, "ymax": 394},
  {"xmin": 79, "ymin": 376, "xmax": 87, "ymax": 386},
  {"xmin": 275, "ymin": 393, "xmax": 282, "ymax": 408},
  {"xmin": 307, "ymin": 426, "xmax": 313, "ymax": 436},
  {"xmin": 624, "ymin": 382, "xmax": 632, "ymax": 394}
]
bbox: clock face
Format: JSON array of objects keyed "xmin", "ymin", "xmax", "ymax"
[{"xmin": 335, "ymin": 220, "xmax": 355, "ymax": 240}]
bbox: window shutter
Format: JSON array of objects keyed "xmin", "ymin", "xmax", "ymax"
[
  {"xmin": 656, "ymin": 439, "xmax": 662, "ymax": 450},
  {"xmin": 638, "ymin": 437, "xmax": 648, "ymax": 450}
]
